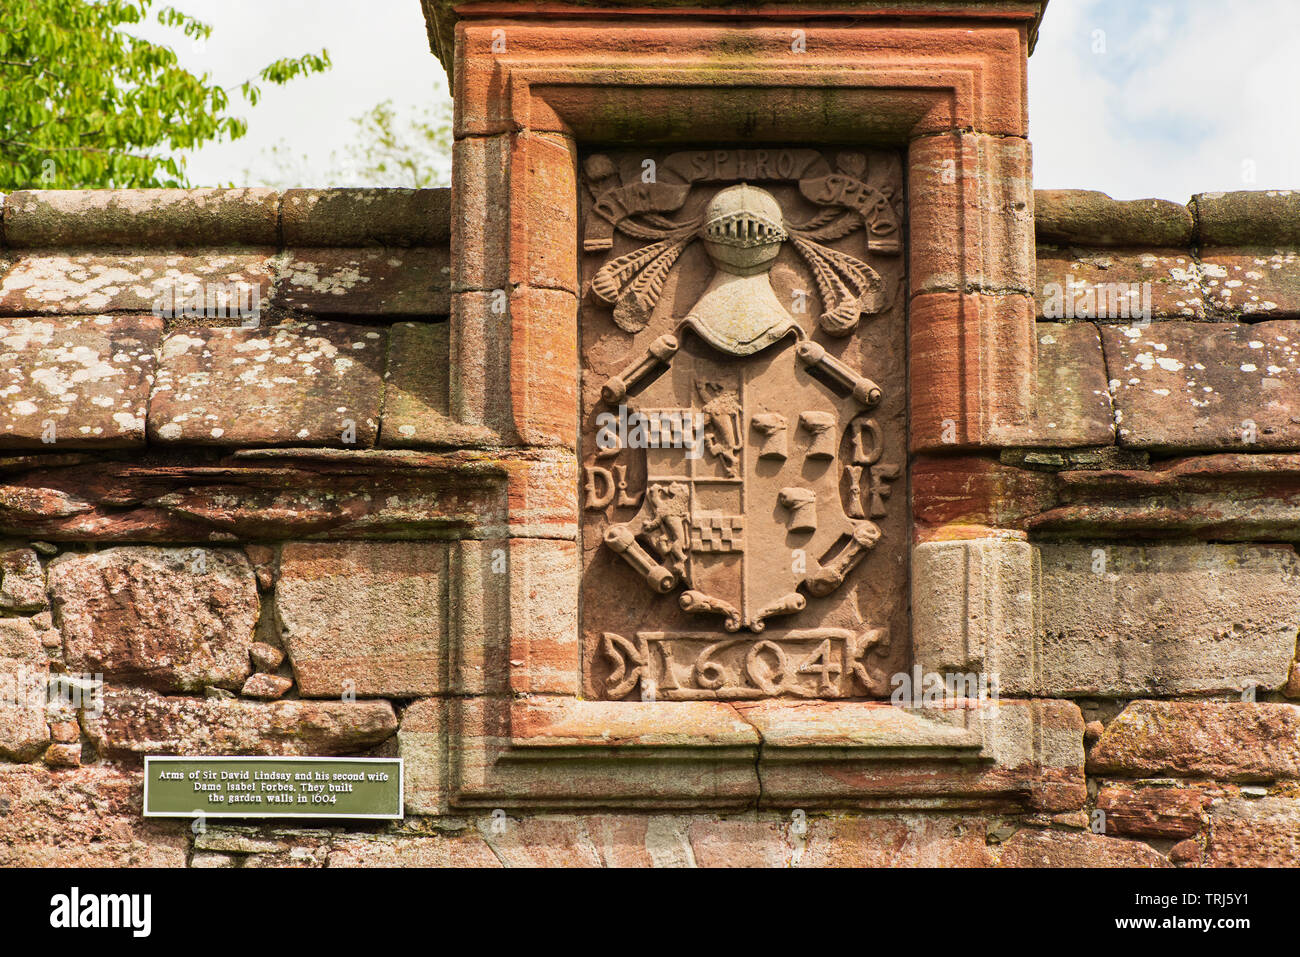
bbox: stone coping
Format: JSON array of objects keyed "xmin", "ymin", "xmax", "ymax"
[
  {"xmin": 0, "ymin": 188, "xmax": 451, "ymax": 249},
  {"xmin": 3, "ymin": 186, "xmax": 1295, "ymax": 252},
  {"xmin": 1037, "ymin": 188, "xmax": 1300, "ymax": 248}
]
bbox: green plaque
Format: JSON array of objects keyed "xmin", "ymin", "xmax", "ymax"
[{"xmin": 143, "ymin": 756, "xmax": 403, "ymax": 819}]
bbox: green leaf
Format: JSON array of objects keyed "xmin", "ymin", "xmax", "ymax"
[{"xmin": 0, "ymin": 0, "xmax": 333, "ymax": 188}]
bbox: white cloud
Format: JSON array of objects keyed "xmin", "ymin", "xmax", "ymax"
[
  {"xmin": 129, "ymin": 0, "xmax": 450, "ymax": 187},
  {"xmin": 147, "ymin": 0, "xmax": 1300, "ymax": 199},
  {"xmin": 1030, "ymin": 0, "xmax": 1300, "ymax": 201}
]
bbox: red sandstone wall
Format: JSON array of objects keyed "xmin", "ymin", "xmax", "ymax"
[{"xmin": 1, "ymin": 187, "xmax": 1300, "ymax": 866}]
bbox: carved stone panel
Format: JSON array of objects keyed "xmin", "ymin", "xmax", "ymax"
[{"xmin": 579, "ymin": 148, "xmax": 908, "ymax": 701}]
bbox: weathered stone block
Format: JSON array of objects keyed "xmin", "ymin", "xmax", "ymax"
[
  {"xmin": 794, "ymin": 815, "xmax": 996, "ymax": 868},
  {"xmin": 328, "ymin": 834, "xmax": 501, "ymax": 867},
  {"xmin": 642, "ymin": 817, "xmax": 778, "ymax": 868},
  {"xmin": 1194, "ymin": 190, "xmax": 1300, "ymax": 246},
  {"xmin": 85, "ymin": 688, "xmax": 397, "ymax": 759},
  {"xmin": 504, "ymin": 538, "xmax": 579, "ymax": 696},
  {"xmin": 0, "ymin": 765, "xmax": 187, "ymax": 866},
  {"xmin": 1039, "ymin": 543, "xmax": 1300, "ymax": 696},
  {"xmin": 277, "ymin": 542, "xmax": 447, "ymax": 697},
  {"xmin": 911, "ymin": 456, "xmax": 1056, "ymax": 535},
  {"xmin": 276, "ymin": 247, "xmax": 450, "ymax": 315},
  {"xmin": 982, "ymin": 698, "xmax": 1087, "ymax": 812},
  {"xmin": 189, "ymin": 851, "xmax": 236, "ymax": 868},
  {"xmin": 477, "ymin": 814, "xmax": 603, "ymax": 867},
  {"xmin": 397, "ymin": 697, "xmax": 446, "ymax": 815},
  {"xmin": 190, "ymin": 827, "xmax": 333, "ymax": 867},
  {"xmin": 241, "ymin": 673, "xmax": 292, "ymax": 700},
  {"xmin": 511, "ymin": 132, "xmax": 578, "ymax": 294},
  {"xmin": 1199, "ymin": 247, "xmax": 1300, "ymax": 318},
  {"xmin": 909, "ymin": 132, "xmax": 1034, "ymax": 297},
  {"xmin": 192, "ymin": 829, "xmax": 289, "ymax": 854},
  {"xmin": 378, "ymin": 321, "xmax": 453, "ymax": 446},
  {"xmin": 280, "ymin": 188, "xmax": 450, "ymax": 247},
  {"xmin": 450, "ymin": 134, "xmax": 510, "ymax": 292},
  {"xmin": 0, "ymin": 617, "xmax": 50, "ymax": 761},
  {"xmin": 504, "ymin": 451, "xmax": 579, "ymax": 536},
  {"xmin": 0, "ymin": 546, "xmax": 45, "ymax": 611},
  {"xmin": 0, "ymin": 315, "xmax": 159, "ymax": 449},
  {"xmin": 241, "ymin": 837, "xmax": 332, "ymax": 868},
  {"xmin": 1102, "ymin": 320, "xmax": 1300, "ymax": 451},
  {"xmin": 49, "ymin": 547, "xmax": 258, "ymax": 691},
  {"xmin": 1206, "ymin": 795, "xmax": 1300, "ymax": 866},
  {"xmin": 996, "ymin": 828, "xmax": 1170, "ymax": 867},
  {"xmin": 448, "ymin": 290, "xmax": 514, "ymax": 438},
  {"xmin": 1095, "ymin": 785, "xmax": 1208, "ymax": 840},
  {"xmin": 49, "ymin": 720, "xmax": 79, "ymax": 744},
  {"xmin": 1090, "ymin": 701, "xmax": 1300, "ymax": 781},
  {"xmin": 910, "ymin": 292, "xmax": 1037, "ymax": 450},
  {"xmin": 44, "ymin": 742, "xmax": 80, "ymax": 767},
  {"xmin": 149, "ymin": 322, "xmax": 385, "ymax": 447},
  {"xmin": 2, "ymin": 189, "xmax": 279, "ymax": 247},
  {"xmin": 0, "ymin": 616, "xmax": 43, "ymax": 659},
  {"xmin": 911, "ymin": 538, "xmax": 1040, "ymax": 696},
  {"xmin": 1034, "ymin": 248, "xmax": 1205, "ymax": 319},
  {"xmin": 1034, "ymin": 190, "xmax": 1194, "ymax": 247},
  {"xmin": 1022, "ymin": 322, "xmax": 1115, "ymax": 447},
  {"xmin": 505, "ymin": 287, "xmax": 578, "ymax": 446},
  {"xmin": 0, "ymin": 252, "xmax": 275, "ymax": 316},
  {"xmin": 580, "ymin": 815, "xmax": 660, "ymax": 867},
  {"xmin": 249, "ymin": 642, "xmax": 284, "ymax": 672}
]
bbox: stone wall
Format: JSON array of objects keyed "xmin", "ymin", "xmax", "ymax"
[{"xmin": 2, "ymin": 185, "xmax": 1300, "ymax": 867}]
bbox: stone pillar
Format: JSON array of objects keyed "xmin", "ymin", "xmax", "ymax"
[{"xmin": 427, "ymin": 0, "xmax": 1056, "ymax": 811}]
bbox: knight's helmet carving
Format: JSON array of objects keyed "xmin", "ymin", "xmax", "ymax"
[
  {"xmin": 700, "ymin": 183, "xmax": 789, "ymax": 275},
  {"xmin": 686, "ymin": 184, "xmax": 800, "ymax": 356}
]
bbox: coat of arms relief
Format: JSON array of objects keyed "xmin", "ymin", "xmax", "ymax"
[{"xmin": 579, "ymin": 148, "xmax": 908, "ymax": 702}]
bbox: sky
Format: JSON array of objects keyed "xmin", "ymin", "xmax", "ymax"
[
  {"xmin": 147, "ymin": 0, "xmax": 1300, "ymax": 202},
  {"xmin": 1029, "ymin": 0, "xmax": 1300, "ymax": 200},
  {"xmin": 129, "ymin": 0, "xmax": 451, "ymax": 187}
]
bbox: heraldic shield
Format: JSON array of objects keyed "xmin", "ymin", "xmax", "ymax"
[
  {"xmin": 580, "ymin": 148, "xmax": 908, "ymax": 702},
  {"xmin": 603, "ymin": 335, "xmax": 882, "ymax": 633}
]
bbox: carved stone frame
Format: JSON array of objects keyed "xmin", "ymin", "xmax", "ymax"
[{"xmin": 443, "ymin": 7, "xmax": 1065, "ymax": 811}]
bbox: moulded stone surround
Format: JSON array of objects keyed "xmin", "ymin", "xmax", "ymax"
[
  {"xmin": 443, "ymin": 1, "xmax": 1045, "ymax": 809},
  {"xmin": 911, "ymin": 538, "xmax": 1041, "ymax": 697}
]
